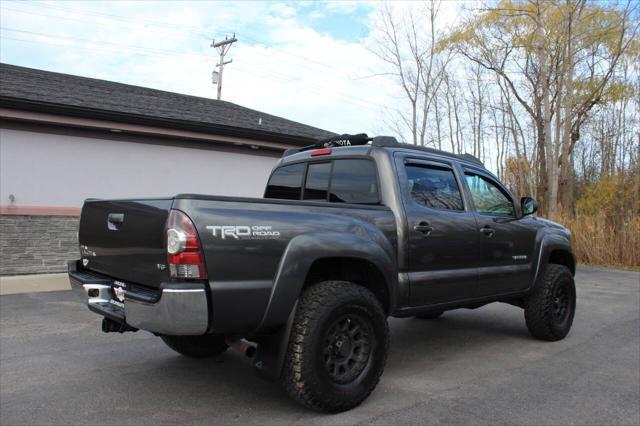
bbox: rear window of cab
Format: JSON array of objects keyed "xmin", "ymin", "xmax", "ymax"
[{"xmin": 264, "ymin": 159, "xmax": 379, "ymax": 204}]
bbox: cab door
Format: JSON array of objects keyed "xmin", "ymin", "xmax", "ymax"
[
  {"xmin": 395, "ymin": 154, "xmax": 482, "ymax": 307},
  {"xmin": 462, "ymin": 168, "xmax": 537, "ymax": 297}
]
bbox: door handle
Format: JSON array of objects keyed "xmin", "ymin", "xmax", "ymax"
[
  {"xmin": 107, "ymin": 213, "xmax": 124, "ymax": 231},
  {"xmin": 480, "ymin": 225, "xmax": 495, "ymax": 237},
  {"xmin": 414, "ymin": 222, "xmax": 433, "ymax": 235}
]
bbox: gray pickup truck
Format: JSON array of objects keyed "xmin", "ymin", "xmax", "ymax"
[{"xmin": 69, "ymin": 134, "xmax": 576, "ymax": 412}]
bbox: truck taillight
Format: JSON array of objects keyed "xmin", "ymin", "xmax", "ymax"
[
  {"xmin": 311, "ymin": 148, "xmax": 332, "ymax": 156},
  {"xmin": 166, "ymin": 210, "xmax": 207, "ymax": 279}
]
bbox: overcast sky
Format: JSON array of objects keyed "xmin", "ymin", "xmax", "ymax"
[{"xmin": 0, "ymin": 1, "xmax": 465, "ymax": 138}]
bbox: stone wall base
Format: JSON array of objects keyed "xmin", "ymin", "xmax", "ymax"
[{"xmin": 0, "ymin": 215, "xmax": 79, "ymax": 275}]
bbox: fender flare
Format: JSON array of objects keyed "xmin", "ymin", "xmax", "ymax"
[
  {"xmin": 256, "ymin": 231, "xmax": 397, "ymax": 333},
  {"xmin": 531, "ymin": 233, "xmax": 575, "ymax": 289}
]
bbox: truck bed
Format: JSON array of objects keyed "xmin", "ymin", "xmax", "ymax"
[{"xmin": 78, "ymin": 194, "xmax": 397, "ymax": 332}]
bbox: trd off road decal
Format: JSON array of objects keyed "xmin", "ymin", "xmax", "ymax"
[{"xmin": 206, "ymin": 225, "xmax": 280, "ymax": 240}]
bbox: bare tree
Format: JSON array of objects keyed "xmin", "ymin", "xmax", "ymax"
[{"xmin": 368, "ymin": 1, "xmax": 449, "ymax": 146}]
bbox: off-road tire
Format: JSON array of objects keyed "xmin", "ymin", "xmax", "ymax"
[
  {"xmin": 161, "ymin": 334, "xmax": 228, "ymax": 358},
  {"xmin": 416, "ymin": 311, "xmax": 444, "ymax": 320},
  {"xmin": 281, "ymin": 281, "xmax": 389, "ymax": 413},
  {"xmin": 524, "ymin": 264, "xmax": 576, "ymax": 341}
]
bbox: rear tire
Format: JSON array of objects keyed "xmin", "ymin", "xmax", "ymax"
[
  {"xmin": 416, "ymin": 311, "xmax": 443, "ymax": 320},
  {"xmin": 524, "ymin": 264, "xmax": 576, "ymax": 341},
  {"xmin": 161, "ymin": 334, "xmax": 228, "ymax": 358},
  {"xmin": 281, "ymin": 281, "xmax": 389, "ymax": 413}
]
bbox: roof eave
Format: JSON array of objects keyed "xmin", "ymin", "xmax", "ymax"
[{"xmin": 0, "ymin": 96, "xmax": 323, "ymax": 146}]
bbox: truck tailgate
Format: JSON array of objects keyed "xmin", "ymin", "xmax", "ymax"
[{"xmin": 78, "ymin": 199, "xmax": 173, "ymax": 288}]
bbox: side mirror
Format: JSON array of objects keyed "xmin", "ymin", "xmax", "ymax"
[{"xmin": 520, "ymin": 197, "xmax": 538, "ymax": 217}]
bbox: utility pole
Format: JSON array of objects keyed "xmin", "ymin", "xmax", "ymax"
[{"xmin": 211, "ymin": 34, "xmax": 237, "ymax": 100}]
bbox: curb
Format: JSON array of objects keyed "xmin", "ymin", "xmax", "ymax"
[{"xmin": 0, "ymin": 273, "xmax": 71, "ymax": 295}]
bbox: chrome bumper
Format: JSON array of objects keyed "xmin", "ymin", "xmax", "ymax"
[
  {"xmin": 69, "ymin": 262, "xmax": 209, "ymax": 335},
  {"xmin": 125, "ymin": 288, "xmax": 208, "ymax": 335}
]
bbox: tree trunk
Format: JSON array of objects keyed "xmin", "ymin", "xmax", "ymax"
[
  {"xmin": 445, "ymin": 77, "xmax": 456, "ymax": 153},
  {"xmin": 411, "ymin": 100, "xmax": 417, "ymax": 145},
  {"xmin": 537, "ymin": 1, "xmax": 555, "ymax": 217},
  {"xmin": 536, "ymin": 118, "xmax": 548, "ymax": 215},
  {"xmin": 559, "ymin": 0, "xmax": 577, "ymax": 213},
  {"xmin": 453, "ymin": 90, "xmax": 463, "ymax": 154},
  {"xmin": 434, "ymin": 96, "xmax": 442, "ymax": 149}
]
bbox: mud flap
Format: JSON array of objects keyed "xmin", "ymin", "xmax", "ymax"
[{"xmin": 253, "ymin": 302, "xmax": 297, "ymax": 381}]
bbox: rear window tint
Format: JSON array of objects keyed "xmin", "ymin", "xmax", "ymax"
[
  {"xmin": 304, "ymin": 162, "xmax": 331, "ymax": 201},
  {"xmin": 264, "ymin": 163, "xmax": 304, "ymax": 200},
  {"xmin": 406, "ymin": 165, "xmax": 464, "ymax": 211},
  {"xmin": 329, "ymin": 159, "xmax": 379, "ymax": 204},
  {"xmin": 266, "ymin": 159, "xmax": 379, "ymax": 204}
]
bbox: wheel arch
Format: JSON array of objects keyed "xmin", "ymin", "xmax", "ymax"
[
  {"xmin": 532, "ymin": 232, "xmax": 576, "ymax": 289},
  {"xmin": 548, "ymin": 248, "xmax": 576, "ymax": 276},
  {"xmin": 256, "ymin": 232, "xmax": 397, "ymax": 333},
  {"xmin": 303, "ymin": 257, "xmax": 391, "ymax": 313}
]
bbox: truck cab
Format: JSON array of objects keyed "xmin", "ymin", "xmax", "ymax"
[{"xmin": 266, "ymin": 136, "xmax": 572, "ymax": 314}]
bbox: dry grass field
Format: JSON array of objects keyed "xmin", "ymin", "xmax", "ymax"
[{"xmin": 558, "ymin": 213, "xmax": 640, "ymax": 270}]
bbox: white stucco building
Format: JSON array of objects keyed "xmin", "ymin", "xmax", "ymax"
[{"xmin": 0, "ymin": 63, "xmax": 334, "ymax": 274}]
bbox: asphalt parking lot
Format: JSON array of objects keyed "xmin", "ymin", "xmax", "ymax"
[{"xmin": 0, "ymin": 266, "xmax": 638, "ymax": 425}]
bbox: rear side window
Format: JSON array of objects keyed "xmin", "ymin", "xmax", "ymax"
[
  {"xmin": 264, "ymin": 163, "xmax": 304, "ymax": 200},
  {"xmin": 406, "ymin": 165, "xmax": 464, "ymax": 211},
  {"xmin": 266, "ymin": 159, "xmax": 379, "ymax": 204},
  {"xmin": 329, "ymin": 159, "xmax": 379, "ymax": 204},
  {"xmin": 303, "ymin": 162, "xmax": 331, "ymax": 200}
]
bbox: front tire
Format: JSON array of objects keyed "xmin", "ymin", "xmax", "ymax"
[
  {"xmin": 161, "ymin": 334, "xmax": 228, "ymax": 358},
  {"xmin": 524, "ymin": 265, "xmax": 576, "ymax": 341},
  {"xmin": 281, "ymin": 281, "xmax": 389, "ymax": 413}
]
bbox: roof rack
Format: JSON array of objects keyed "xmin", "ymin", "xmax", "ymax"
[
  {"xmin": 282, "ymin": 133, "xmax": 483, "ymax": 166},
  {"xmin": 282, "ymin": 133, "xmax": 371, "ymax": 157},
  {"xmin": 372, "ymin": 137, "xmax": 484, "ymax": 166}
]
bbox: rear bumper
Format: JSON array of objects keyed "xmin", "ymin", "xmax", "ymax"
[{"xmin": 68, "ymin": 261, "xmax": 209, "ymax": 335}]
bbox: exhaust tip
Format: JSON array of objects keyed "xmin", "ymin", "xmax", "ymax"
[
  {"xmin": 102, "ymin": 318, "xmax": 137, "ymax": 333},
  {"xmin": 245, "ymin": 345, "xmax": 257, "ymax": 358},
  {"xmin": 225, "ymin": 338, "xmax": 257, "ymax": 358}
]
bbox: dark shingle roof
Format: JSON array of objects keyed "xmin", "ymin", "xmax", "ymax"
[{"xmin": 0, "ymin": 63, "xmax": 335, "ymax": 144}]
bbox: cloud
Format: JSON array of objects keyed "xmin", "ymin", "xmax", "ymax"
[
  {"xmin": 0, "ymin": 1, "xmax": 461, "ymax": 139},
  {"xmin": 270, "ymin": 3, "xmax": 297, "ymax": 18}
]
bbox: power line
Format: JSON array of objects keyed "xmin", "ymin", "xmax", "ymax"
[
  {"xmin": 0, "ymin": 3, "xmax": 384, "ymax": 89},
  {"xmin": 0, "ymin": 27, "xmax": 381, "ymax": 109},
  {"xmin": 1, "ymin": 1, "xmax": 340, "ymax": 74},
  {"xmin": 0, "ymin": 5, "xmax": 204, "ymax": 39},
  {"xmin": 230, "ymin": 64, "xmax": 381, "ymax": 112},
  {"xmin": 0, "ymin": 27, "xmax": 208, "ymax": 60},
  {"xmin": 4, "ymin": 0, "xmax": 214, "ymax": 35},
  {"xmin": 0, "ymin": 35, "xmax": 382, "ymax": 112},
  {"xmin": 0, "ymin": 35, "xmax": 206, "ymax": 62},
  {"xmin": 1, "ymin": 3, "xmax": 388, "ymax": 111}
]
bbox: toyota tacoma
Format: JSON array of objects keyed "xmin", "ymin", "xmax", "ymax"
[{"xmin": 69, "ymin": 134, "xmax": 576, "ymax": 412}]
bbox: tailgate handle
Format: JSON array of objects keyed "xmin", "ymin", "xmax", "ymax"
[
  {"xmin": 107, "ymin": 213, "xmax": 124, "ymax": 231},
  {"xmin": 413, "ymin": 221, "xmax": 434, "ymax": 235}
]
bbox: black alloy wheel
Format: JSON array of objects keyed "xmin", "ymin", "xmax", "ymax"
[
  {"xmin": 281, "ymin": 280, "xmax": 389, "ymax": 413},
  {"xmin": 552, "ymin": 282, "xmax": 571, "ymax": 325},
  {"xmin": 323, "ymin": 313, "xmax": 373, "ymax": 384},
  {"xmin": 524, "ymin": 264, "xmax": 576, "ymax": 341}
]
